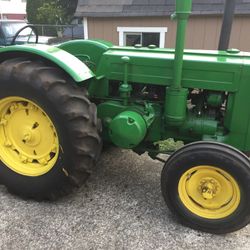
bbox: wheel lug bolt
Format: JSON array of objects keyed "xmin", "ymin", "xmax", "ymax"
[
  {"xmin": 20, "ymin": 155, "xmax": 28, "ymax": 163},
  {"xmin": 23, "ymin": 133, "xmax": 32, "ymax": 142},
  {"xmin": 39, "ymin": 158, "xmax": 48, "ymax": 165},
  {"xmin": 10, "ymin": 104, "xmax": 18, "ymax": 111},
  {"xmin": 4, "ymin": 140, "xmax": 12, "ymax": 147},
  {"xmin": 0, "ymin": 118, "xmax": 7, "ymax": 126},
  {"xmin": 51, "ymin": 144, "xmax": 57, "ymax": 153}
]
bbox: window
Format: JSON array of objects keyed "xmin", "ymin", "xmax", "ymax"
[
  {"xmin": 117, "ymin": 27, "xmax": 168, "ymax": 48},
  {"xmin": 125, "ymin": 32, "xmax": 160, "ymax": 47}
]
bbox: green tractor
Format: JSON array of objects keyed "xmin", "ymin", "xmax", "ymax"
[{"xmin": 0, "ymin": 0, "xmax": 250, "ymax": 234}]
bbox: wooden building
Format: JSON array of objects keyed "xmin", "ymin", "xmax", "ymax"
[{"xmin": 75, "ymin": 0, "xmax": 250, "ymax": 51}]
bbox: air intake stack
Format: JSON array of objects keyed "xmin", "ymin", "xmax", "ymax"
[{"xmin": 165, "ymin": 0, "xmax": 192, "ymax": 126}]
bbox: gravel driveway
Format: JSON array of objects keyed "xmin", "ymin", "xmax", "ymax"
[{"xmin": 0, "ymin": 147, "xmax": 250, "ymax": 250}]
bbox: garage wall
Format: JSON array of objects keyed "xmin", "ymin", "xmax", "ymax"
[{"xmin": 87, "ymin": 15, "xmax": 250, "ymax": 52}]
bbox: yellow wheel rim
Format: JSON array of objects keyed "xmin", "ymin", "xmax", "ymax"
[
  {"xmin": 0, "ymin": 97, "xmax": 59, "ymax": 177},
  {"xmin": 178, "ymin": 166, "xmax": 240, "ymax": 219}
]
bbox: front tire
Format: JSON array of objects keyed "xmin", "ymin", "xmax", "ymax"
[
  {"xmin": 161, "ymin": 141, "xmax": 250, "ymax": 234},
  {"xmin": 0, "ymin": 58, "xmax": 102, "ymax": 200}
]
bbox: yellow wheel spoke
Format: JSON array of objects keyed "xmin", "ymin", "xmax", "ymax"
[{"xmin": 0, "ymin": 97, "xmax": 59, "ymax": 176}]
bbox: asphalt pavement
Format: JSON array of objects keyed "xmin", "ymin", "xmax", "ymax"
[{"xmin": 0, "ymin": 147, "xmax": 250, "ymax": 250}]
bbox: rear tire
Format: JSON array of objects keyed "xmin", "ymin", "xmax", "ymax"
[
  {"xmin": 0, "ymin": 58, "xmax": 102, "ymax": 200},
  {"xmin": 161, "ymin": 141, "xmax": 250, "ymax": 234}
]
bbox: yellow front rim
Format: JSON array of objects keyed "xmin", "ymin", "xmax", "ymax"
[
  {"xmin": 0, "ymin": 97, "xmax": 59, "ymax": 176},
  {"xmin": 178, "ymin": 166, "xmax": 240, "ymax": 219}
]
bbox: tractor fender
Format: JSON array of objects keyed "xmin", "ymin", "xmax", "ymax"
[
  {"xmin": 58, "ymin": 39, "xmax": 113, "ymax": 72},
  {"xmin": 0, "ymin": 44, "xmax": 95, "ymax": 83}
]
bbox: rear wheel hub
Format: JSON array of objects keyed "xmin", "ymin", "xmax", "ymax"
[{"xmin": 0, "ymin": 97, "xmax": 59, "ymax": 176}]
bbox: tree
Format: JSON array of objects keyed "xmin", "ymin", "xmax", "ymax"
[
  {"xmin": 37, "ymin": 2, "xmax": 65, "ymax": 25},
  {"xmin": 58, "ymin": 0, "xmax": 78, "ymax": 22},
  {"xmin": 26, "ymin": 0, "xmax": 44, "ymax": 24},
  {"xmin": 26, "ymin": 0, "xmax": 78, "ymax": 24}
]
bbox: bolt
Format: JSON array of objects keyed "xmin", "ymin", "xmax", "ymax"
[
  {"xmin": 51, "ymin": 144, "xmax": 57, "ymax": 152},
  {"xmin": 210, "ymin": 179, "xmax": 215, "ymax": 184},
  {"xmin": 20, "ymin": 155, "xmax": 28, "ymax": 163},
  {"xmin": 27, "ymin": 158, "xmax": 33, "ymax": 163},
  {"xmin": 207, "ymin": 183, "xmax": 214, "ymax": 190},
  {"xmin": 0, "ymin": 118, "xmax": 7, "ymax": 126},
  {"xmin": 39, "ymin": 158, "xmax": 48, "ymax": 166},
  {"xmin": 23, "ymin": 133, "xmax": 32, "ymax": 143},
  {"xmin": 128, "ymin": 118, "xmax": 134, "ymax": 124},
  {"xmin": 46, "ymin": 155, "xmax": 52, "ymax": 161},
  {"xmin": 10, "ymin": 103, "xmax": 18, "ymax": 112},
  {"xmin": 27, "ymin": 103, "xmax": 37, "ymax": 111},
  {"xmin": 202, "ymin": 189, "xmax": 214, "ymax": 200},
  {"xmin": 4, "ymin": 140, "xmax": 12, "ymax": 147},
  {"xmin": 29, "ymin": 104, "xmax": 38, "ymax": 111}
]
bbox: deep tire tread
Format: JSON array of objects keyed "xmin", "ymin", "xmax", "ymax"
[{"xmin": 0, "ymin": 58, "xmax": 102, "ymax": 200}]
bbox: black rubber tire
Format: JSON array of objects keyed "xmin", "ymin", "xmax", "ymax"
[
  {"xmin": 161, "ymin": 141, "xmax": 250, "ymax": 234},
  {"xmin": 0, "ymin": 58, "xmax": 102, "ymax": 200}
]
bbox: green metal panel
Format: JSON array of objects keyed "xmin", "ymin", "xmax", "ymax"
[
  {"xmin": 93, "ymin": 48, "xmax": 244, "ymax": 92},
  {"xmin": 0, "ymin": 44, "xmax": 94, "ymax": 82},
  {"xmin": 58, "ymin": 39, "xmax": 113, "ymax": 72},
  {"xmin": 224, "ymin": 64, "xmax": 250, "ymax": 150}
]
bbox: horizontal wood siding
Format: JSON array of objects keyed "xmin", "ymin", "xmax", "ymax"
[{"xmin": 88, "ymin": 16, "xmax": 250, "ymax": 52}]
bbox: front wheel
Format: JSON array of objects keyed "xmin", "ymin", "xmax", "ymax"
[
  {"xmin": 0, "ymin": 58, "xmax": 102, "ymax": 200},
  {"xmin": 161, "ymin": 141, "xmax": 250, "ymax": 234}
]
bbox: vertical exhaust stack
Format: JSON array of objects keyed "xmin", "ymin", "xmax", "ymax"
[
  {"xmin": 165, "ymin": 0, "xmax": 192, "ymax": 126},
  {"xmin": 218, "ymin": 0, "xmax": 236, "ymax": 51}
]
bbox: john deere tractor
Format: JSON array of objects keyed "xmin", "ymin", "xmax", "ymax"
[{"xmin": 0, "ymin": 0, "xmax": 250, "ymax": 234}]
